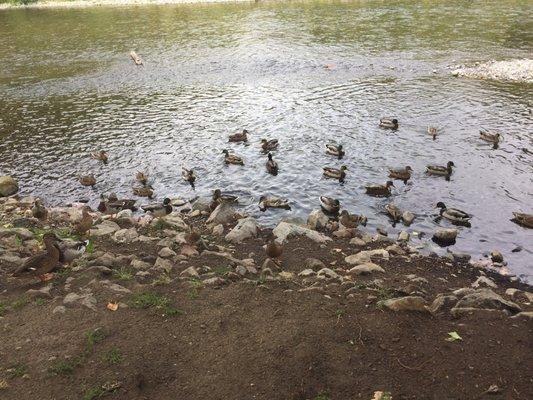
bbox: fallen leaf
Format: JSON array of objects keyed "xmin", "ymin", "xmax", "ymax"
[
  {"xmin": 0, "ymin": 379, "xmax": 9, "ymax": 390},
  {"xmin": 446, "ymin": 331, "xmax": 462, "ymax": 342},
  {"xmin": 372, "ymin": 391, "xmax": 392, "ymax": 400},
  {"xmin": 487, "ymin": 384, "xmax": 500, "ymax": 393},
  {"xmin": 107, "ymin": 302, "xmax": 119, "ymax": 311}
]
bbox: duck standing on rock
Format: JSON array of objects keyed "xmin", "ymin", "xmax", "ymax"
[
  {"xmin": 133, "ymin": 185, "xmax": 154, "ymax": 198},
  {"xmin": 339, "ymin": 210, "xmax": 367, "ymax": 228},
  {"xmin": 222, "ymin": 149, "xmax": 244, "ymax": 165},
  {"xmin": 73, "ymin": 207, "xmax": 93, "ymax": 237},
  {"xmin": 136, "ymin": 171, "xmax": 149, "ymax": 186},
  {"xmin": 259, "ymin": 196, "xmax": 291, "ymax": 212},
  {"xmin": 229, "ymin": 129, "xmax": 248, "ymax": 143},
  {"xmin": 480, "ymin": 130, "xmax": 501, "ymax": 149},
  {"xmin": 261, "ymin": 139, "xmax": 279, "ymax": 152},
  {"xmin": 325, "ymin": 143, "xmax": 345, "ymax": 159},
  {"xmin": 79, "ymin": 174, "xmax": 96, "ymax": 187},
  {"xmin": 182, "ymin": 168, "xmax": 196, "ymax": 187},
  {"xmin": 141, "ymin": 198, "xmax": 172, "ymax": 217},
  {"xmin": 379, "ymin": 118, "xmax": 398, "ymax": 130},
  {"xmin": 426, "ymin": 161, "xmax": 454, "ymax": 178},
  {"xmin": 385, "ymin": 203, "xmax": 402, "ymax": 224},
  {"xmin": 388, "ymin": 166, "xmax": 412, "ymax": 184},
  {"xmin": 436, "ymin": 202, "xmax": 472, "ymax": 227},
  {"xmin": 365, "ymin": 181, "xmax": 394, "ymax": 197},
  {"xmin": 323, "ymin": 166, "xmax": 347, "ymax": 183},
  {"xmin": 211, "ymin": 189, "xmax": 239, "ymax": 209},
  {"xmin": 265, "ymin": 235, "xmax": 283, "ymax": 266},
  {"xmin": 319, "ymin": 196, "xmax": 340, "ymax": 214},
  {"xmin": 511, "ymin": 212, "xmax": 533, "ymax": 229},
  {"xmin": 266, "ymin": 153, "xmax": 279, "ymax": 175},
  {"xmin": 98, "ymin": 193, "xmax": 137, "ymax": 213},
  {"xmin": 91, "ymin": 150, "xmax": 108, "ymax": 164},
  {"xmin": 13, "ymin": 233, "xmax": 60, "ymax": 281}
]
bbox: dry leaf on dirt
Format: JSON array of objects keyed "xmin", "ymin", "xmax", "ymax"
[{"xmin": 107, "ymin": 302, "xmax": 119, "ymax": 311}]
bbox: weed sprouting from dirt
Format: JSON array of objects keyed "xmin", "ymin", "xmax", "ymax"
[
  {"xmin": 49, "ymin": 358, "xmax": 80, "ymax": 375},
  {"xmin": 112, "ymin": 267, "xmax": 134, "ymax": 281},
  {"xmin": 313, "ymin": 392, "xmax": 330, "ymax": 400},
  {"xmin": 11, "ymin": 296, "xmax": 28, "ymax": 310},
  {"xmin": 130, "ymin": 292, "xmax": 182, "ymax": 317},
  {"xmin": 212, "ymin": 265, "xmax": 231, "ymax": 276},
  {"xmin": 152, "ymin": 274, "xmax": 171, "ymax": 286},
  {"xmin": 0, "ymin": 302, "xmax": 6, "ymax": 316},
  {"xmin": 7, "ymin": 364, "xmax": 27, "ymax": 379},
  {"xmin": 104, "ymin": 348, "xmax": 122, "ymax": 365},
  {"xmin": 86, "ymin": 328, "xmax": 106, "ymax": 353},
  {"xmin": 34, "ymin": 298, "xmax": 45, "ymax": 306},
  {"xmin": 82, "ymin": 386, "xmax": 106, "ymax": 400}
]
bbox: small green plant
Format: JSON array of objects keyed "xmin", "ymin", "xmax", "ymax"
[
  {"xmin": 34, "ymin": 298, "xmax": 45, "ymax": 306},
  {"xmin": 104, "ymin": 348, "xmax": 122, "ymax": 365},
  {"xmin": 56, "ymin": 267, "xmax": 72, "ymax": 278},
  {"xmin": 375, "ymin": 287, "xmax": 396, "ymax": 302},
  {"xmin": 335, "ymin": 309, "xmax": 345, "ymax": 318},
  {"xmin": 212, "ymin": 266, "xmax": 230, "ymax": 276},
  {"xmin": 82, "ymin": 386, "xmax": 106, "ymax": 400},
  {"xmin": 14, "ymin": 235, "xmax": 23, "ymax": 247},
  {"xmin": 0, "ymin": 302, "xmax": 6, "ymax": 316},
  {"xmin": 49, "ymin": 358, "xmax": 79, "ymax": 375},
  {"xmin": 130, "ymin": 292, "xmax": 182, "ymax": 317},
  {"xmin": 152, "ymin": 219, "xmax": 170, "ymax": 231},
  {"xmin": 85, "ymin": 239, "xmax": 95, "ymax": 254},
  {"xmin": 86, "ymin": 328, "xmax": 106, "ymax": 353},
  {"xmin": 113, "ymin": 267, "xmax": 134, "ymax": 281},
  {"xmin": 7, "ymin": 364, "xmax": 27, "ymax": 379},
  {"xmin": 314, "ymin": 392, "xmax": 330, "ymax": 400},
  {"xmin": 11, "ymin": 297, "xmax": 28, "ymax": 310},
  {"xmin": 152, "ymin": 274, "xmax": 172, "ymax": 286}
]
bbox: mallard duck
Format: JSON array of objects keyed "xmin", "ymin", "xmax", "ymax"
[
  {"xmin": 379, "ymin": 118, "xmax": 398, "ymax": 130},
  {"xmin": 511, "ymin": 212, "xmax": 533, "ymax": 229},
  {"xmin": 388, "ymin": 166, "xmax": 412, "ymax": 183},
  {"xmin": 325, "ymin": 144, "xmax": 345, "ymax": 159},
  {"xmin": 229, "ymin": 129, "xmax": 248, "ymax": 142},
  {"xmin": 261, "ymin": 139, "xmax": 279, "ymax": 152},
  {"xmin": 73, "ymin": 207, "xmax": 93, "ymax": 236},
  {"xmin": 259, "ymin": 196, "xmax": 291, "ymax": 212},
  {"xmin": 91, "ymin": 150, "xmax": 108, "ymax": 164},
  {"xmin": 212, "ymin": 189, "xmax": 239, "ymax": 205},
  {"xmin": 141, "ymin": 198, "xmax": 172, "ymax": 217},
  {"xmin": 339, "ymin": 210, "xmax": 367, "ymax": 228},
  {"xmin": 266, "ymin": 153, "xmax": 279, "ymax": 175},
  {"xmin": 32, "ymin": 199, "xmax": 47, "ymax": 220},
  {"xmin": 133, "ymin": 185, "xmax": 154, "ymax": 198},
  {"xmin": 480, "ymin": 130, "xmax": 501, "ymax": 148},
  {"xmin": 323, "ymin": 166, "xmax": 347, "ymax": 182},
  {"xmin": 79, "ymin": 174, "xmax": 96, "ymax": 187},
  {"xmin": 13, "ymin": 233, "xmax": 60, "ymax": 281},
  {"xmin": 136, "ymin": 171, "xmax": 148, "ymax": 185},
  {"xmin": 98, "ymin": 193, "xmax": 137, "ymax": 213},
  {"xmin": 222, "ymin": 149, "xmax": 244, "ymax": 165},
  {"xmin": 436, "ymin": 202, "xmax": 472, "ymax": 226},
  {"xmin": 385, "ymin": 203, "xmax": 402, "ymax": 223},
  {"xmin": 319, "ymin": 196, "xmax": 340, "ymax": 214},
  {"xmin": 427, "ymin": 126, "xmax": 438, "ymax": 140},
  {"xmin": 426, "ymin": 161, "xmax": 454, "ymax": 177},
  {"xmin": 56, "ymin": 238, "xmax": 89, "ymax": 264},
  {"xmin": 182, "ymin": 168, "xmax": 196, "ymax": 185},
  {"xmin": 365, "ymin": 181, "xmax": 394, "ymax": 197}
]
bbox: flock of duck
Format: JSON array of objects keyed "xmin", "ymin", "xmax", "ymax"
[{"xmin": 76, "ymin": 118, "xmax": 532, "ymax": 233}]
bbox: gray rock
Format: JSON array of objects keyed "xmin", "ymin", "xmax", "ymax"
[
  {"xmin": 212, "ymin": 224, "xmax": 224, "ymax": 236},
  {"xmin": 94, "ymin": 253, "xmax": 116, "ymax": 267},
  {"xmin": 52, "ymin": 305, "xmax": 66, "ymax": 314},
  {"xmin": 158, "ymin": 247, "xmax": 177, "ymax": 258},
  {"xmin": 98, "ymin": 280, "xmax": 131, "ymax": 294},
  {"xmin": 350, "ymin": 237, "xmax": 366, "ymax": 247},
  {"xmin": 382, "ymin": 296, "xmax": 428, "ymax": 312},
  {"xmin": 203, "ymin": 277, "xmax": 225, "ymax": 286},
  {"xmin": 317, "ymin": 268, "xmax": 340, "ymax": 279},
  {"xmin": 63, "ymin": 291, "xmax": 97, "ymax": 311},
  {"xmin": 0, "ymin": 175, "xmax": 19, "ymax": 197},
  {"xmin": 348, "ymin": 262, "xmax": 385, "ymax": 275},
  {"xmin": 26, "ymin": 285, "xmax": 53, "ymax": 299},
  {"xmin": 0, "ymin": 228, "xmax": 34, "ymax": 240},
  {"xmin": 305, "ymin": 258, "xmax": 326, "ymax": 270},
  {"xmin": 235, "ymin": 265, "xmax": 247, "ymax": 276},
  {"xmin": 398, "ymin": 231, "xmax": 410, "ymax": 242},
  {"xmin": 273, "ymin": 221, "xmax": 332, "ymax": 244},
  {"xmin": 162, "ymin": 213, "xmax": 188, "ymax": 230},
  {"xmin": 471, "ymin": 276, "xmax": 497, "ymax": 289},
  {"xmin": 279, "ymin": 271, "xmax": 295, "ymax": 280},
  {"xmin": 180, "ymin": 266, "xmax": 200, "ymax": 278},
  {"xmin": 225, "ymin": 218, "xmax": 258, "ymax": 243},
  {"xmin": 206, "ymin": 203, "xmax": 235, "ymax": 226},
  {"xmin": 116, "ymin": 209, "xmax": 133, "ymax": 219},
  {"xmin": 432, "ymin": 228, "xmax": 458, "ymax": 245},
  {"xmin": 511, "ymin": 311, "xmax": 533, "ymax": 320},
  {"xmin": 298, "ymin": 269, "xmax": 316, "ymax": 277},
  {"xmin": 307, "ymin": 209, "xmax": 329, "ymax": 230},
  {"xmin": 113, "ymin": 228, "xmax": 138, "ymax": 244},
  {"xmin": 345, "ymin": 249, "xmax": 389, "ymax": 265},
  {"xmin": 386, "ymin": 244, "xmax": 406, "ymax": 255},
  {"xmin": 402, "ymin": 211, "xmax": 415, "ymax": 226},
  {"xmin": 90, "ymin": 220, "xmax": 121, "ymax": 237},
  {"xmin": 490, "ymin": 251, "xmax": 504, "ymax": 263},
  {"xmin": 191, "ymin": 197, "xmax": 212, "ymax": 213},
  {"xmin": 429, "ymin": 295, "xmax": 458, "ymax": 313},
  {"xmin": 450, "ymin": 307, "xmax": 508, "ymax": 318},
  {"xmin": 153, "ymin": 257, "xmax": 174, "ymax": 273},
  {"xmin": 455, "ymin": 288, "xmax": 521, "ymax": 314}
]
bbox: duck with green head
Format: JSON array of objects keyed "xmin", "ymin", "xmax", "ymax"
[
  {"xmin": 436, "ymin": 202, "xmax": 472, "ymax": 227},
  {"xmin": 141, "ymin": 198, "xmax": 172, "ymax": 217},
  {"xmin": 323, "ymin": 165, "xmax": 347, "ymax": 183},
  {"xmin": 379, "ymin": 118, "xmax": 398, "ymax": 130}
]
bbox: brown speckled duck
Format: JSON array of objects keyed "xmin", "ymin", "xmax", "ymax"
[
  {"xmin": 222, "ymin": 149, "xmax": 244, "ymax": 165},
  {"xmin": 91, "ymin": 150, "xmax": 108, "ymax": 164},
  {"xmin": 365, "ymin": 181, "xmax": 394, "ymax": 197},
  {"xmin": 511, "ymin": 212, "xmax": 533, "ymax": 229},
  {"xmin": 388, "ymin": 166, "xmax": 412, "ymax": 183},
  {"xmin": 266, "ymin": 153, "xmax": 279, "ymax": 175},
  {"xmin": 323, "ymin": 166, "xmax": 347, "ymax": 183},
  {"xmin": 229, "ymin": 129, "xmax": 248, "ymax": 143},
  {"xmin": 79, "ymin": 174, "xmax": 96, "ymax": 187},
  {"xmin": 13, "ymin": 233, "xmax": 60, "ymax": 281}
]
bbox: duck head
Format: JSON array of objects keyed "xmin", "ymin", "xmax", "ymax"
[
  {"xmin": 447, "ymin": 161, "xmax": 455, "ymax": 168},
  {"xmin": 163, "ymin": 198, "xmax": 171, "ymax": 206},
  {"xmin": 222, "ymin": 149, "xmax": 229, "ymax": 155},
  {"xmin": 213, "ymin": 189, "xmax": 221, "ymax": 200},
  {"xmin": 267, "ymin": 153, "xmax": 273, "ymax": 160},
  {"xmin": 436, "ymin": 202, "xmax": 446, "ymax": 210},
  {"xmin": 340, "ymin": 165, "xmax": 348, "ymax": 171},
  {"xmin": 405, "ymin": 166, "xmax": 413, "ymax": 171},
  {"xmin": 386, "ymin": 181, "xmax": 395, "ymax": 188}
]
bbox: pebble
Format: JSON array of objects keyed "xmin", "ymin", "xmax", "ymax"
[
  {"xmin": 490, "ymin": 250, "xmax": 504, "ymax": 263},
  {"xmin": 158, "ymin": 247, "xmax": 177, "ymax": 258},
  {"xmin": 348, "ymin": 262, "xmax": 385, "ymax": 275}
]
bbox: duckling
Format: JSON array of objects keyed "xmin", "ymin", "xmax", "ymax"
[
  {"xmin": 133, "ymin": 185, "xmax": 154, "ymax": 198},
  {"xmin": 427, "ymin": 126, "xmax": 438, "ymax": 140},
  {"xmin": 136, "ymin": 171, "xmax": 149, "ymax": 185},
  {"xmin": 325, "ymin": 143, "xmax": 345, "ymax": 159},
  {"xmin": 261, "ymin": 139, "xmax": 279, "ymax": 152},
  {"xmin": 323, "ymin": 166, "xmax": 347, "ymax": 183},
  {"xmin": 388, "ymin": 166, "xmax": 412, "ymax": 183},
  {"xmin": 339, "ymin": 210, "xmax": 367, "ymax": 228},
  {"xmin": 259, "ymin": 196, "xmax": 291, "ymax": 212},
  {"xmin": 91, "ymin": 150, "xmax": 108, "ymax": 164},
  {"xmin": 79, "ymin": 174, "xmax": 96, "ymax": 187},
  {"xmin": 426, "ymin": 161, "xmax": 454, "ymax": 177},
  {"xmin": 511, "ymin": 212, "xmax": 533, "ymax": 229},
  {"xmin": 141, "ymin": 198, "xmax": 172, "ymax": 217},
  {"xmin": 266, "ymin": 153, "xmax": 279, "ymax": 175},
  {"xmin": 379, "ymin": 118, "xmax": 398, "ymax": 130},
  {"xmin": 265, "ymin": 234, "xmax": 283, "ymax": 264},
  {"xmin": 73, "ymin": 207, "xmax": 93, "ymax": 236},
  {"xmin": 229, "ymin": 129, "xmax": 248, "ymax": 142},
  {"xmin": 13, "ymin": 233, "xmax": 60, "ymax": 281},
  {"xmin": 436, "ymin": 202, "xmax": 472, "ymax": 227},
  {"xmin": 385, "ymin": 203, "xmax": 402, "ymax": 223},
  {"xmin": 365, "ymin": 181, "xmax": 394, "ymax": 197},
  {"xmin": 480, "ymin": 130, "xmax": 501, "ymax": 148},
  {"xmin": 212, "ymin": 189, "xmax": 239, "ymax": 207},
  {"xmin": 319, "ymin": 196, "xmax": 340, "ymax": 214},
  {"xmin": 222, "ymin": 149, "xmax": 244, "ymax": 165},
  {"xmin": 182, "ymin": 168, "xmax": 196, "ymax": 186},
  {"xmin": 31, "ymin": 199, "xmax": 47, "ymax": 220}
]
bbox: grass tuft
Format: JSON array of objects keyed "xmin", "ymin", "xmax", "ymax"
[
  {"xmin": 112, "ymin": 267, "xmax": 134, "ymax": 281},
  {"xmin": 11, "ymin": 297, "xmax": 28, "ymax": 310},
  {"xmin": 7, "ymin": 364, "xmax": 27, "ymax": 379},
  {"xmin": 130, "ymin": 292, "xmax": 182, "ymax": 317},
  {"xmin": 104, "ymin": 348, "xmax": 122, "ymax": 365},
  {"xmin": 86, "ymin": 328, "xmax": 106, "ymax": 353}
]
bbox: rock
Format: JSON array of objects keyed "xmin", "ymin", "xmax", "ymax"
[
  {"xmin": 511, "ymin": 311, "xmax": 533, "ymax": 320},
  {"xmin": 376, "ymin": 227, "xmax": 388, "ymax": 236},
  {"xmin": 225, "ymin": 218, "xmax": 258, "ymax": 243},
  {"xmin": 191, "ymin": 197, "xmax": 212, "ymax": 213},
  {"xmin": 305, "ymin": 258, "xmax": 326, "ymax": 270},
  {"xmin": 158, "ymin": 247, "xmax": 177, "ymax": 258},
  {"xmin": 116, "ymin": 209, "xmax": 133, "ymax": 219},
  {"xmin": 402, "ymin": 211, "xmax": 415, "ymax": 226},
  {"xmin": 26, "ymin": 285, "xmax": 53, "ymax": 299},
  {"xmin": 317, "ymin": 268, "xmax": 340, "ymax": 280},
  {"xmin": 113, "ymin": 228, "xmax": 138, "ymax": 244},
  {"xmin": 63, "ymin": 291, "xmax": 97, "ymax": 311},
  {"xmin": 212, "ymin": 224, "xmax": 224, "ymax": 236},
  {"xmin": 490, "ymin": 251, "xmax": 504, "ymax": 263},
  {"xmin": 471, "ymin": 276, "xmax": 497, "ymax": 289},
  {"xmin": 203, "ymin": 277, "xmax": 225, "ymax": 286},
  {"xmin": 180, "ymin": 266, "xmax": 200, "ymax": 278},
  {"xmin": 350, "ymin": 237, "xmax": 366, "ymax": 247},
  {"xmin": 348, "ymin": 262, "xmax": 385, "ymax": 275},
  {"xmin": 131, "ymin": 259, "xmax": 151, "ymax": 270},
  {"xmin": 332, "ymin": 228, "xmax": 353, "ymax": 238},
  {"xmin": 162, "ymin": 213, "xmax": 188, "ymax": 230},
  {"xmin": 432, "ymin": 228, "xmax": 458, "ymax": 246},
  {"xmin": 98, "ymin": 280, "xmax": 131, "ymax": 294},
  {"xmin": 451, "ymin": 251, "xmax": 471, "ymax": 263},
  {"xmin": 273, "ymin": 221, "xmax": 332, "ymax": 244},
  {"xmin": 450, "ymin": 307, "xmax": 508, "ymax": 318},
  {"xmin": 53, "ymin": 305, "xmax": 66, "ymax": 314},
  {"xmin": 298, "ymin": 269, "xmax": 316, "ymax": 277},
  {"xmin": 386, "ymin": 244, "xmax": 405, "ymax": 256},
  {"xmin": 278, "ymin": 271, "xmax": 295, "ymax": 280},
  {"xmin": 94, "ymin": 253, "xmax": 116, "ymax": 268},
  {"xmin": 206, "ymin": 203, "xmax": 235, "ymax": 226},
  {"xmin": 0, "ymin": 175, "xmax": 19, "ymax": 197},
  {"xmin": 382, "ymin": 296, "xmax": 428, "ymax": 312},
  {"xmin": 361, "ymin": 233, "xmax": 373, "ymax": 244},
  {"xmin": 90, "ymin": 220, "xmax": 121, "ymax": 237},
  {"xmin": 505, "ymin": 288, "xmax": 533, "ymax": 303},
  {"xmin": 180, "ymin": 244, "xmax": 199, "ymax": 258},
  {"xmin": 153, "ymin": 257, "xmax": 174, "ymax": 273},
  {"xmin": 307, "ymin": 209, "xmax": 329, "ymax": 230},
  {"xmin": 345, "ymin": 249, "xmax": 389, "ymax": 265},
  {"xmin": 398, "ymin": 231, "xmax": 410, "ymax": 242},
  {"xmin": 261, "ymin": 258, "xmax": 280, "ymax": 271},
  {"xmin": 455, "ymin": 288, "xmax": 521, "ymax": 314},
  {"xmin": 429, "ymin": 295, "xmax": 458, "ymax": 313},
  {"xmin": 405, "ymin": 274, "xmax": 428, "ymax": 284},
  {"xmin": 235, "ymin": 265, "xmax": 247, "ymax": 276},
  {"xmin": 189, "ymin": 209, "xmax": 201, "ymax": 217},
  {"xmin": 0, "ymin": 227, "xmax": 34, "ymax": 240}
]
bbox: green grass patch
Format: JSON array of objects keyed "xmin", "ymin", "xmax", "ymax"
[
  {"xmin": 85, "ymin": 328, "xmax": 106, "ymax": 353},
  {"xmin": 112, "ymin": 267, "xmax": 134, "ymax": 281},
  {"xmin": 49, "ymin": 358, "xmax": 81, "ymax": 375},
  {"xmin": 0, "ymin": 302, "xmax": 6, "ymax": 316},
  {"xmin": 212, "ymin": 266, "xmax": 231, "ymax": 276},
  {"xmin": 11, "ymin": 297, "xmax": 28, "ymax": 310},
  {"xmin": 314, "ymin": 392, "xmax": 330, "ymax": 400},
  {"xmin": 152, "ymin": 274, "xmax": 171, "ymax": 286},
  {"xmin": 7, "ymin": 364, "xmax": 27, "ymax": 379},
  {"xmin": 103, "ymin": 348, "xmax": 122, "ymax": 365},
  {"xmin": 34, "ymin": 298, "xmax": 45, "ymax": 306},
  {"xmin": 130, "ymin": 292, "xmax": 182, "ymax": 317},
  {"xmin": 82, "ymin": 386, "xmax": 106, "ymax": 400}
]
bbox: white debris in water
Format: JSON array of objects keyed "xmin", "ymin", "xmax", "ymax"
[{"xmin": 451, "ymin": 59, "xmax": 533, "ymax": 83}]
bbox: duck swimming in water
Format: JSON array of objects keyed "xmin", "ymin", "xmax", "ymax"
[
  {"xmin": 136, "ymin": 171, "xmax": 149, "ymax": 185},
  {"xmin": 91, "ymin": 150, "xmax": 108, "ymax": 164},
  {"xmin": 222, "ymin": 149, "xmax": 244, "ymax": 165},
  {"xmin": 339, "ymin": 210, "xmax": 367, "ymax": 228},
  {"xmin": 511, "ymin": 212, "xmax": 533, "ymax": 229},
  {"xmin": 319, "ymin": 196, "xmax": 340, "ymax": 214},
  {"xmin": 365, "ymin": 181, "xmax": 394, "ymax": 197},
  {"xmin": 261, "ymin": 139, "xmax": 279, "ymax": 152},
  {"xmin": 182, "ymin": 168, "xmax": 196, "ymax": 187},
  {"xmin": 266, "ymin": 153, "xmax": 279, "ymax": 175},
  {"xmin": 436, "ymin": 202, "xmax": 472, "ymax": 227},
  {"xmin": 323, "ymin": 166, "xmax": 347, "ymax": 183},
  {"xmin": 427, "ymin": 126, "xmax": 438, "ymax": 140},
  {"xmin": 79, "ymin": 174, "xmax": 96, "ymax": 187},
  {"xmin": 388, "ymin": 166, "xmax": 412, "ymax": 184},
  {"xmin": 229, "ymin": 129, "xmax": 248, "ymax": 143},
  {"xmin": 379, "ymin": 118, "xmax": 398, "ymax": 130},
  {"xmin": 259, "ymin": 196, "xmax": 291, "ymax": 212},
  {"xmin": 325, "ymin": 143, "xmax": 345, "ymax": 159},
  {"xmin": 426, "ymin": 161, "xmax": 454, "ymax": 178},
  {"xmin": 479, "ymin": 130, "xmax": 501, "ymax": 149}
]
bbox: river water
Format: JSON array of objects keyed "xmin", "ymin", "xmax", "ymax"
[{"xmin": 0, "ymin": 0, "xmax": 531, "ymax": 280}]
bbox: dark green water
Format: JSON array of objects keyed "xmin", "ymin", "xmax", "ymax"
[{"xmin": 0, "ymin": 0, "xmax": 532, "ymax": 279}]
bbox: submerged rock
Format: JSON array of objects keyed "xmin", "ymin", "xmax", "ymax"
[{"xmin": 432, "ymin": 228, "xmax": 458, "ymax": 246}]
